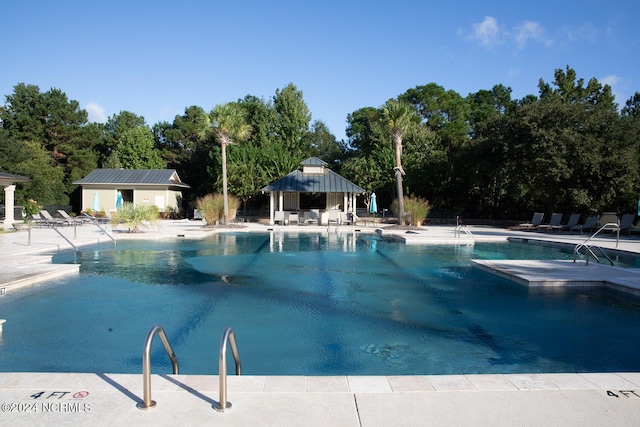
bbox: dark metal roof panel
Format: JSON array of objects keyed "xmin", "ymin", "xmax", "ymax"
[
  {"xmin": 262, "ymin": 169, "xmax": 365, "ymax": 193},
  {"xmin": 73, "ymin": 169, "xmax": 190, "ymax": 188},
  {"xmin": 0, "ymin": 172, "xmax": 30, "ymax": 182},
  {"xmin": 300, "ymin": 157, "xmax": 328, "ymax": 166}
]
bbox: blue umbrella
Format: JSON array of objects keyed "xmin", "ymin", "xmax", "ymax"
[
  {"xmin": 115, "ymin": 191, "xmax": 123, "ymax": 210},
  {"xmin": 369, "ymin": 192, "xmax": 377, "ymax": 215},
  {"xmin": 637, "ymin": 194, "xmax": 640, "ymax": 216},
  {"xmin": 92, "ymin": 192, "xmax": 100, "ymax": 211}
]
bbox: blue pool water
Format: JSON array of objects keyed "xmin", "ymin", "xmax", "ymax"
[{"xmin": 1, "ymin": 232, "xmax": 639, "ymax": 376}]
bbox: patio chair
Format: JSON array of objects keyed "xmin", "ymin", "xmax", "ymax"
[
  {"xmin": 570, "ymin": 216, "xmax": 598, "ymax": 234},
  {"xmin": 618, "ymin": 214, "xmax": 639, "ymax": 235},
  {"xmin": 339, "ymin": 213, "xmax": 352, "ymax": 225},
  {"xmin": 554, "ymin": 213, "xmax": 580, "ymax": 232},
  {"xmin": 288, "ymin": 212, "xmax": 299, "ymax": 225},
  {"xmin": 518, "ymin": 212, "xmax": 544, "ymax": 230},
  {"xmin": 39, "ymin": 210, "xmax": 68, "ymax": 226},
  {"xmin": 30, "ymin": 212, "xmax": 51, "ymax": 228},
  {"xmin": 57, "ymin": 209, "xmax": 90, "ymax": 225},
  {"xmin": 274, "ymin": 210, "xmax": 287, "ymax": 225},
  {"xmin": 303, "ymin": 209, "xmax": 319, "ymax": 225},
  {"xmin": 537, "ymin": 213, "xmax": 563, "ymax": 232},
  {"xmin": 327, "ymin": 210, "xmax": 341, "ymax": 227}
]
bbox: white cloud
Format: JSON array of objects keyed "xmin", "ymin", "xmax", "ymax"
[
  {"xmin": 559, "ymin": 24, "xmax": 598, "ymax": 43},
  {"xmin": 600, "ymin": 74, "xmax": 620, "ymax": 87},
  {"xmin": 469, "ymin": 16, "xmax": 502, "ymax": 48},
  {"xmin": 85, "ymin": 101, "xmax": 106, "ymax": 123},
  {"xmin": 600, "ymin": 74, "xmax": 626, "ymax": 105},
  {"xmin": 514, "ymin": 21, "xmax": 552, "ymax": 48},
  {"xmin": 465, "ymin": 16, "xmax": 553, "ymax": 50}
]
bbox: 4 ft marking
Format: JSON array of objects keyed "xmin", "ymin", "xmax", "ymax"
[
  {"xmin": 607, "ymin": 390, "xmax": 640, "ymax": 398},
  {"xmin": 29, "ymin": 391, "xmax": 89, "ymax": 400}
]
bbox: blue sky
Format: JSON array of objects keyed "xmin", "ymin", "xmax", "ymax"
[{"xmin": 2, "ymin": 0, "xmax": 638, "ymax": 141}]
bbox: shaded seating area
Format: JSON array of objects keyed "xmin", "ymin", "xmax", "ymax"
[{"xmin": 261, "ymin": 157, "xmax": 366, "ymax": 226}]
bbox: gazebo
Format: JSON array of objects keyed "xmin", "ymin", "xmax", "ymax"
[
  {"xmin": 261, "ymin": 157, "xmax": 365, "ymax": 225},
  {"xmin": 1, "ymin": 172, "xmax": 30, "ymax": 229}
]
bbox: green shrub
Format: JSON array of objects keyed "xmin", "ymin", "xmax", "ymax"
[
  {"xmin": 196, "ymin": 193, "xmax": 223, "ymax": 225},
  {"xmin": 196, "ymin": 193, "xmax": 240, "ymax": 225},
  {"xmin": 391, "ymin": 195, "xmax": 431, "ymax": 226},
  {"xmin": 111, "ymin": 202, "xmax": 159, "ymax": 232}
]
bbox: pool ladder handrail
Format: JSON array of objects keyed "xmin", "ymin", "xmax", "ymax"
[
  {"xmin": 455, "ymin": 216, "xmax": 474, "ymax": 240},
  {"xmin": 573, "ymin": 222, "xmax": 619, "ymax": 266},
  {"xmin": 215, "ymin": 326, "xmax": 242, "ymax": 412},
  {"xmin": 137, "ymin": 324, "xmax": 179, "ymax": 410},
  {"xmin": 81, "ymin": 213, "xmax": 117, "ymax": 246}
]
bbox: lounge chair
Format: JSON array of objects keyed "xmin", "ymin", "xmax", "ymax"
[
  {"xmin": 537, "ymin": 213, "xmax": 563, "ymax": 232},
  {"xmin": 288, "ymin": 212, "xmax": 299, "ymax": 225},
  {"xmin": 30, "ymin": 212, "xmax": 51, "ymax": 228},
  {"xmin": 618, "ymin": 214, "xmax": 639, "ymax": 235},
  {"xmin": 39, "ymin": 210, "xmax": 68, "ymax": 226},
  {"xmin": 518, "ymin": 212, "xmax": 544, "ymax": 230},
  {"xmin": 554, "ymin": 213, "xmax": 580, "ymax": 232},
  {"xmin": 570, "ymin": 216, "xmax": 598, "ymax": 234},
  {"xmin": 304, "ymin": 209, "xmax": 319, "ymax": 225},
  {"xmin": 327, "ymin": 210, "xmax": 340, "ymax": 227},
  {"xmin": 274, "ymin": 211, "xmax": 287, "ymax": 225},
  {"xmin": 339, "ymin": 213, "xmax": 352, "ymax": 225},
  {"xmin": 57, "ymin": 209, "xmax": 90, "ymax": 225}
]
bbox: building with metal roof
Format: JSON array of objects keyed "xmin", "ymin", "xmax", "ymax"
[
  {"xmin": 261, "ymin": 157, "xmax": 365, "ymax": 225},
  {"xmin": 73, "ymin": 169, "xmax": 190, "ymax": 214}
]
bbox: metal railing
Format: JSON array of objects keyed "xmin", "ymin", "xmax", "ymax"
[
  {"xmin": 137, "ymin": 325, "xmax": 179, "ymax": 410},
  {"xmin": 82, "ymin": 214, "xmax": 117, "ymax": 245},
  {"xmin": 455, "ymin": 216, "xmax": 474, "ymax": 240},
  {"xmin": 214, "ymin": 326, "xmax": 242, "ymax": 412},
  {"xmin": 49, "ymin": 225, "xmax": 79, "ymax": 252},
  {"xmin": 573, "ymin": 222, "xmax": 619, "ymax": 266}
]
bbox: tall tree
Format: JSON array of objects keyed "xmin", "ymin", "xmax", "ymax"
[
  {"xmin": 117, "ymin": 127, "xmax": 165, "ymax": 169},
  {"xmin": 0, "ymin": 83, "xmax": 100, "ymax": 205},
  {"xmin": 153, "ymin": 106, "xmax": 215, "ymax": 199},
  {"xmin": 101, "ymin": 111, "xmax": 147, "ymax": 164},
  {"xmin": 303, "ymin": 120, "xmax": 345, "ymax": 166},
  {"xmin": 378, "ymin": 99, "xmax": 420, "ymax": 225},
  {"xmin": 210, "ymin": 102, "xmax": 252, "ymax": 224},
  {"xmin": 273, "ymin": 83, "xmax": 311, "ymax": 151}
]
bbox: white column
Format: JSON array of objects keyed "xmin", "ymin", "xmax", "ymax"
[
  {"xmin": 278, "ymin": 191, "xmax": 284, "ymax": 211},
  {"xmin": 3, "ymin": 185, "xmax": 16, "ymax": 229},
  {"xmin": 269, "ymin": 192, "xmax": 275, "ymax": 225},
  {"xmin": 343, "ymin": 192, "xmax": 348, "ymax": 213}
]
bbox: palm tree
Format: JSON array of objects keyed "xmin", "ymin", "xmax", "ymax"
[
  {"xmin": 210, "ymin": 103, "xmax": 251, "ymax": 225},
  {"xmin": 379, "ymin": 99, "xmax": 420, "ymax": 225}
]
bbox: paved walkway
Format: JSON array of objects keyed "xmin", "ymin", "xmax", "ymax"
[{"xmin": 1, "ymin": 220, "xmax": 640, "ymax": 425}]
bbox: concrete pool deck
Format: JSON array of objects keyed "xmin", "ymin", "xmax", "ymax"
[{"xmin": 1, "ymin": 220, "xmax": 640, "ymax": 425}]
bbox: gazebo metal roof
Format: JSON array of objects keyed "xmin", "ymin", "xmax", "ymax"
[
  {"xmin": 261, "ymin": 158, "xmax": 365, "ymax": 194},
  {"xmin": 0, "ymin": 172, "xmax": 30, "ymax": 186}
]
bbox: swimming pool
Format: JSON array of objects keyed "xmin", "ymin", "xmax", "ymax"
[{"xmin": 1, "ymin": 232, "xmax": 639, "ymax": 376}]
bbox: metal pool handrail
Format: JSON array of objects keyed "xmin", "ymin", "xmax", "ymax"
[
  {"xmin": 455, "ymin": 216, "xmax": 474, "ymax": 240},
  {"xmin": 573, "ymin": 222, "xmax": 619, "ymax": 266},
  {"xmin": 214, "ymin": 326, "xmax": 242, "ymax": 412},
  {"xmin": 81, "ymin": 214, "xmax": 117, "ymax": 246},
  {"xmin": 137, "ymin": 324, "xmax": 179, "ymax": 410}
]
